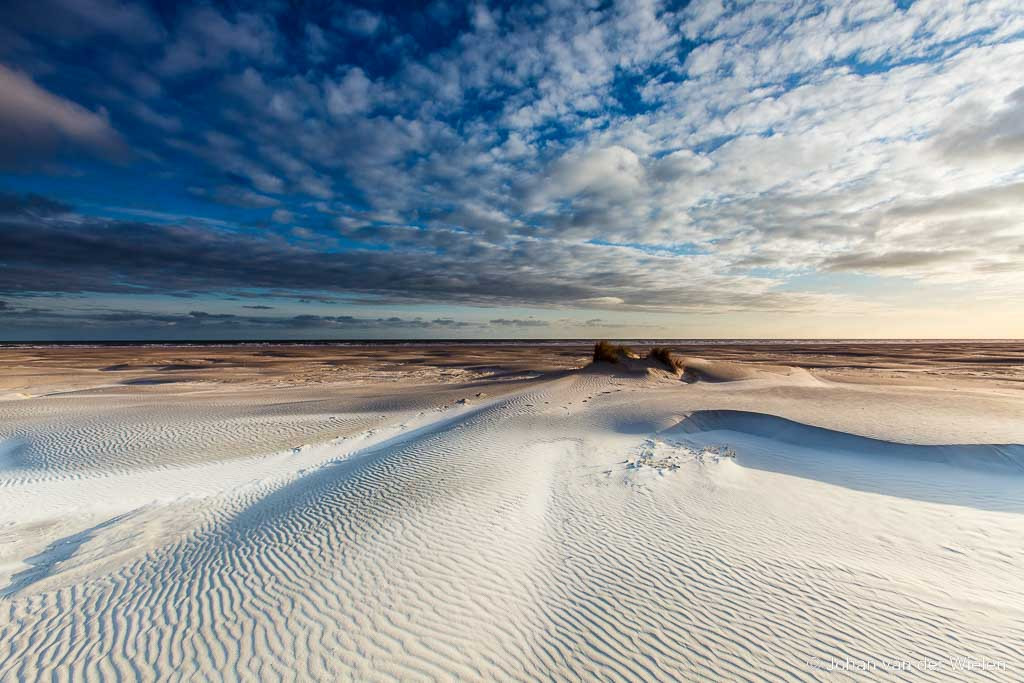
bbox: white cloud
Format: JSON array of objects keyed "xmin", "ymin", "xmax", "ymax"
[
  {"xmin": 542, "ymin": 146, "xmax": 644, "ymax": 202},
  {"xmin": 578, "ymin": 296, "xmax": 625, "ymax": 306}
]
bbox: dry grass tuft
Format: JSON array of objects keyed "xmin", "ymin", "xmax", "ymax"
[
  {"xmin": 593, "ymin": 341, "xmax": 634, "ymax": 364},
  {"xmin": 648, "ymin": 346, "xmax": 683, "ymax": 371}
]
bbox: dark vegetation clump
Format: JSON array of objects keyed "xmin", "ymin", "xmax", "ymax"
[
  {"xmin": 593, "ymin": 340, "xmax": 634, "ymax": 364},
  {"xmin": 648, "ymin": 346, "xmax": 683, "ymax": 371}
]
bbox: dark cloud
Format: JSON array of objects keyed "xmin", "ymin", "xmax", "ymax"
[
  {"xmin": 188, "ymin": 185, "xmax": 280, "ymax": 209},
  {"xmin": 0, "ymin": 0, "xmax": 164, "ymax": 44},
  {"xmin": 158, "ymin": 6, "xmax": 279, "ymax": 77},
  {"xmin": 935, "ymin": 87, "xmax": 1024, "ymax": 162},
  {"xmin": 823, "ymin": 250, "xmax": 973, "ymax": 272},
  {"xmin": 0, "ymin": 304, "xmax": 484, "ymax": 335},
  {"xmin": 489, "ymin": 318, "xmax": 549, "ymax": 327},
  {"xmin": 0, "ymin": 192, "xmax": 70, "ymax": 217},
  {"xmin": 884, "ymin": 181, "xmax": 1024, "ymax": 220},
  {"xmin": 243, "ymin": 305, "xmax": 274, "ymax": 310},
  {"xmin": 0, "ymin": 65, "xmax": 128, "ymax": 170},
  {"xmin": 188, "ymin": 310, "xmax": 235, "ymax": 321},
  {"xmin": 341, "ymin": 9, "xmax": 383, "ymax": 37},
  {"xmin": 428, "ymin": 318, "xmax": 474, "ymax": 328},
  {"xmin": 0, "ymin": 192, "xmax": 829, "ymax": 313}
]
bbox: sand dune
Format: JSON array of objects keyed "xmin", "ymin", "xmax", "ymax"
[
  {"xmin": 1, "ymin": 344, "xmax": 1023, "ymax": 680},
  {"xmin": 679, "ymin": 356, "xmax": 821, "ymax": 385},
  {"xmin": 678, "ymin": 409, "xmax": 1024, "ymax": 471}
]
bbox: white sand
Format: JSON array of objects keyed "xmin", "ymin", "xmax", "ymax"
[{"xmin": 1, "ymin": 355, "xmax": 1023, "ymax": 681}]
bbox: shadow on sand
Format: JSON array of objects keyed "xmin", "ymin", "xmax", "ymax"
[{"xmin": 666, "ymin": 410, "xmax": 1024, "ymax": 513}]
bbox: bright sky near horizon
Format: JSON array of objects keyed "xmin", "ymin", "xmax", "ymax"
[{"xmin": 1, "ymin": 0, "xmax": 1022, "ymax": 340}]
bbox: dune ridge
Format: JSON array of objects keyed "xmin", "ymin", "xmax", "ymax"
[{"xmin": 677, "ymin": 409, "xmax": 1024, "ymax": 471}]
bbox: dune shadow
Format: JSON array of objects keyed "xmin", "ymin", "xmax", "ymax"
[
  {"xmin": 0, "ymin": 514, "xmax": 128, "ymax": 598},
  {"xmin": 665, "ymin": 410, "xmax": 1024, "ymax": 513},
  {"xmin": 0, "ymin": 439, "xmax": 30, "ymax": 470}
]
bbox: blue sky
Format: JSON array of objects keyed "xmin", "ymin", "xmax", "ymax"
[{"xmin": 1, "ymin": 0, "xmax": 1022, "ymax": 339}]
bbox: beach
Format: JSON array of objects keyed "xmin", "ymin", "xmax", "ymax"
[{"xmin": 1, "ymin": 342, "xmax": 1022, "ymax": 680}]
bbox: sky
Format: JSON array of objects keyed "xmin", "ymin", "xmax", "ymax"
[{"xmin": 1, "ymin": 0, "xmax": 1022, "ymax": 340}]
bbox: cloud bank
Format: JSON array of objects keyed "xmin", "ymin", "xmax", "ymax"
[{"xmin": 1, "ymin": 0, "xmax": 1022, "ymax": 337}]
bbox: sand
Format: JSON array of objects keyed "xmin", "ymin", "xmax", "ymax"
[{"xmin": 1, "ymin": 342, "xmax": 1022, "ymax": 681}]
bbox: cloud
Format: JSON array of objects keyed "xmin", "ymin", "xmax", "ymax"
[
  {"xmin": 1, "ymin": 0, "xmax": 1022, "ymax": 336},
  {"xmin": 0, "ymin": 0, "xmax": 163, "ymax": 44},
  {"xmin": 0, "ymin": 192, "xmax": 70, "ymax": 217},
  {"xmin": 542, "ymin": 146, "xmax": 644, "ymax": 203},
  {"xmin": 577, "ymin": 297, "xmax": 624, "ymax": 306},
  {"xmin": 0, "ymin": 65, "xmax": 126, "ymax": 169},
  {"xmin": 0, "ymin": 193, "xmax": 846, "ymax": 314},
  {"xmin": 489, "ymin": 318, "xmax": 549, "ymax": 327},
  {"xmin": 341, "ymin": 9, "xmax": 383, "ymax": 37},
  {"xmin": 651, "ymin": 150, "xmax": 714, "ymax": 182},
  {"xmin": 823, "ymin": 250, "xmax": 974, "ymax": 272},
  {"xmin": 128, "ymin": 100, "xmax": 182, "ymax": 133},
  {"xmin": 934, "ymin": 86, "xmax": 1024, "ymax": 162},
  {"xmin": 271, "ymin": 209, "xmax": 294, "ymax": 224},
  {"xmin": 0, "ymin": 304, "xmax": 485, "ymax": 335},
  {"xmin": 884, "ymin": 181, "xmax": 1024, "ymax": 221},
  {"xmin": 304, "ymin": 24, "xmax": 331, "ymax": 63},
  {"xmin": 158, "ymin": 6, "xmax": 278, "ymax": 77},
  {"xmin": 324, "ymin": 68, "xmax": 375, "ymax": 118},
  {"xmin": 190, "ymin": 185, "xmax": 280, "ymax": 209}
]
